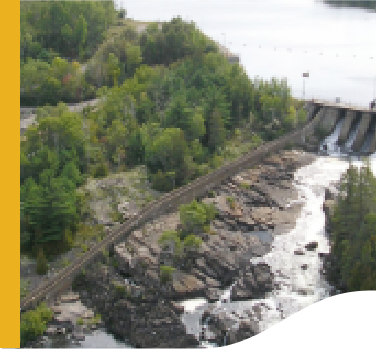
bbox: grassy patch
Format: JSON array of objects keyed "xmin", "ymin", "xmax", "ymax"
[
  {"xmin": 160, "ymin": 265, "xmax": 175, "ymax": 285},
  {"xmin": 208, "ymin": 190, "xmax": 216, "ymax": 198},
  {"xmin": 226, "ymin": 196, "xmax": 236, "ymax": 209},
  {"xmin": 21, "ymin": 279, "xmax": 29, "ymax": 299},
  {"xmin": 239, "ymin": 183, "xmax": 250, "ymax": 190},
  {"xmin": 89, "ymin": 313, "xmax": 102, "ymax": 326},
  {"xmin": 60, "ymin": 257, "xmax": 71, "ymax": 268}
]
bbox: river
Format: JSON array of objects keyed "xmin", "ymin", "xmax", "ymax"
[{"xmin": 60, "ymin": 0, "xmax": 376, "ymax": 347}]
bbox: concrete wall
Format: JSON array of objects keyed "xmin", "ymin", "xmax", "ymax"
[
  {"xmin": 368, "ymin": 128, "xmax": 376, "ymax": 153},
  {"xmin": 338, "ymin": 110, "xmax": 356, "ymax": 145},
  {"xmin": 352, "ymin": 113, "xmax": 372, "ymax": 151},
  {"xmin": 320, "ymin": 107, "xmax": 340, "ymax": 134}
]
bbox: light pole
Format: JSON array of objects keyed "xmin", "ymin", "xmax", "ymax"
[
  {"xmin": 302, "ymin": 71, "xmax": 309, "ymax": 100},
  {"xmin": 221, "ymin": 33, "xmax": 227, "ymax": 57}
]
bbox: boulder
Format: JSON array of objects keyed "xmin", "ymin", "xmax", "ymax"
[
  {"xmin": 231, "ymin": 263, "xmax": 273, "ymax": 301},
  {"xmin": 305, "ymin": 241, "xmax": 318, "ymax": 251},
  {"xmin": 324, "ymin": 188, "xmax": 335, "ymax": 200},
  {"xmin": 172, "ymin": 273, "xmax": 205, "ymax": 297},
  {"xmin": 226, "ymin": 320, "xmax": 258, "ymax": 345},
  {"xmin": 205, "ymin": 288, "xmax": 221, "ymax": 302},
  {"xmin": 201, "ymin": 310, "xmax": 259, "ymax": 346}
]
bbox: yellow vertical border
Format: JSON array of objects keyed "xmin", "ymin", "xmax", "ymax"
[{"xmin": 0, "ymin": 0, "xmax": 20, "ymax": 347}]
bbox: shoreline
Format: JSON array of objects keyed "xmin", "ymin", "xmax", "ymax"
[{"xmin": 24, "ymin": 149, "xmax": 318, "ymax": 348}]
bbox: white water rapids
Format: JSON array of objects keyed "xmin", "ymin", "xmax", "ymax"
[{"xmin": 179, "ymin": 122, "xmax": 376, "ymax": 346}]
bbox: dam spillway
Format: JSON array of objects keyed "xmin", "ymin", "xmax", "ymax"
[{"xmin": 307, "ymin": 100, "xmax": 376, "ymax": 154}]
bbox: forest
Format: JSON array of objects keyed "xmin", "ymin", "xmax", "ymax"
[
  {"xmin": 20, "ymin": 0, "xmax": 306, "ymax": 344},
  {"xmin": 19, "ymin": 1, "xmax": 376, "ymax": 345},
  {"xmin": 20, "ymin": 1, "xmax": 306, "ymax": 274},
  {"xmin": 327, "ymin": 160, "xmax": 376, "ymax": 291}
]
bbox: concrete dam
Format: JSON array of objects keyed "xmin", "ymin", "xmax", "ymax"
[{"xmin": 305, "ymin": 100, "xmax": 376, "ymax": 154}]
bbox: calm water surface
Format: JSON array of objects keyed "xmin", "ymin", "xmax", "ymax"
[{"xmin": 117, "ymin": 0, "xmax": 376, "ymax": 107}]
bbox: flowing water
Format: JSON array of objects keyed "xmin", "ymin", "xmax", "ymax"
[
  {"xmin": 56, "ymin": 1, "xmax": 376, "ymax": 346},
  {"xmin": 179, "ymin": 128, "xmax": 376, "ymax": 346}
]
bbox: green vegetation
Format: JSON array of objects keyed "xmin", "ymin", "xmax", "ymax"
[
  {"xmin": 36, "ymin": 248, "xmax": 49, "ymax": 275},
  {"xmin": 158, "ymin": 230, "xmax": 183, "ymax": 257},
  {"xmin": 179, "ymin": 199, "xmax": 217, "ymax": 238},
  {"xmin": 239, "ymin": 183, "xmax": 250, "ymax": 190},
  {"xmin": 113, "ymin": 282, "xmax": 128, "ymax": 297},
  {"xmin": 20, "ymin": 3, "xmax": 305, "ymax": 276},
  {"xmin": 21, "ymin": 303, "xmax": 53, "ymax": 346},
  {"xmin": 158, "ymin": 199, "xmax": 215, "ymax": 271},
  {"xmin": 21, "ymin": 1, "xmax": 117, "ymax": 62},
  {"xmin": 21, "ymin": 279, "xmax": 30, "ymax": 299},
  {"xmin": 208, "ymin": 190, "xmax": 216, "ymax": 198},
  {"xmin": 329, "ymin": 160, "xmax": 376, "ymax": 291},
  {"xmin": 89, "ymin": 313, "xmax": 102, "ymax": 326},
  {"xmin": 159, "ymin": 265, "xmax": 176, "ymax": 284}
]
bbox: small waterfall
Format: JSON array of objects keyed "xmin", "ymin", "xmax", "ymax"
[
  {"xmin": 360, "ymin": 118, "xmax": 376, "ymax": 153},
  {"xmin": 217, "ymin": 281, "xmax": 237, "ymax": 305},
  {"xmin": 344, "ymin": 117, "xmax": 361, "ymax": 151},
  {"xmin": 223, "ymin": 332, "xmax": 228, "ymax": 347},
  {"xmin": 319, "ymin": 117, "xmax": 344, "ymax": 156}
]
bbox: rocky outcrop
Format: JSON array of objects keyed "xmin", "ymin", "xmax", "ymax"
[
  {"xmin": 74, "ymin": 264, "xmax": 199, "ymax": 348},
  {"xmin": 305, "ymin": 241, "xmax": 318, "ymax": 251},
  {"xmin": 231, "ymin": 263, "xmax": 273, "ymax": 301},
  {"xmin": 201, "ymin": 308, "xmax": 260, "ymax": 346},
  {"xmin": 71, "ymin": 150, "xmax": 317, "ymax": 347}
]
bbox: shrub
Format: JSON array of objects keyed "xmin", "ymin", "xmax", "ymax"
[
  {"xmin": 160, "ymin": 265, "xmax": 175, "ymax": 285},
  {"xmin": 20, "ymin": 279, "xmax": 29, "ymax": 299},
  {"xmin": 20, "ymin": 303, "xmax": 53, "ymax": 346},
  {"xmin": 36, "ymin": 248, "xmax": 48, "ymax": 275},
  {"xmin": 239, "ymin": 183, "xmax": 250, "ymax": 190},
  {"xmin": 89, "ymin": 313, "xmax": 102, "ymax": 326},
  {"xmin": 183, "ymin": 234, "xmax": 202, "ymax": 253},
  {"xmin": 151, "ymin": 170, "xmax": 175, "ymax": 192},
  {"xmin": 61, "ymin": 258, "xmax": 71, "ymax": 268},
  {"xmin": 226, "ymin": 196, "xmax": 236, "ymax": 209},
  {"xmin": 93, "ymin": 162, "xmax": 109, "ymax": 178},
  {"xmin": 112, "ymin": 281, "xmax": 127, "ymax": 297},
  {"xmin": 179, "ymin": 200, "xmax": 217, "ymax": 238},
  {"xmin": 63, "ymin": 228, "xmax": 74, "ymax": 249},
  {"xmin": 208, "ymin": 190, "xmax": 216, "ymax": 198},
  {"xmin": 112, "ymin": 258, "xmax": 119, "ymax": 268},
  {"xmin": 158, "ymin": 230, "xmax": 182, "ymax": 257}
]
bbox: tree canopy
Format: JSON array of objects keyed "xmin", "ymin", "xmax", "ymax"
[{"xmin": 329, "ymin": 160, "xmax": 376, "ymax": 291}]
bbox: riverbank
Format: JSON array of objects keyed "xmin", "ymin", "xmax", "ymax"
[
  {"xmin": 66, "ymin": 149, "xmax": 316, "ymax": 347},
  {"xmin": 320, "ymin": 190, "xmax": 345, "ymax": 294},
  {"xmin": 22, "ymin": 147, "xmax": 322, "ymax": 347}
]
